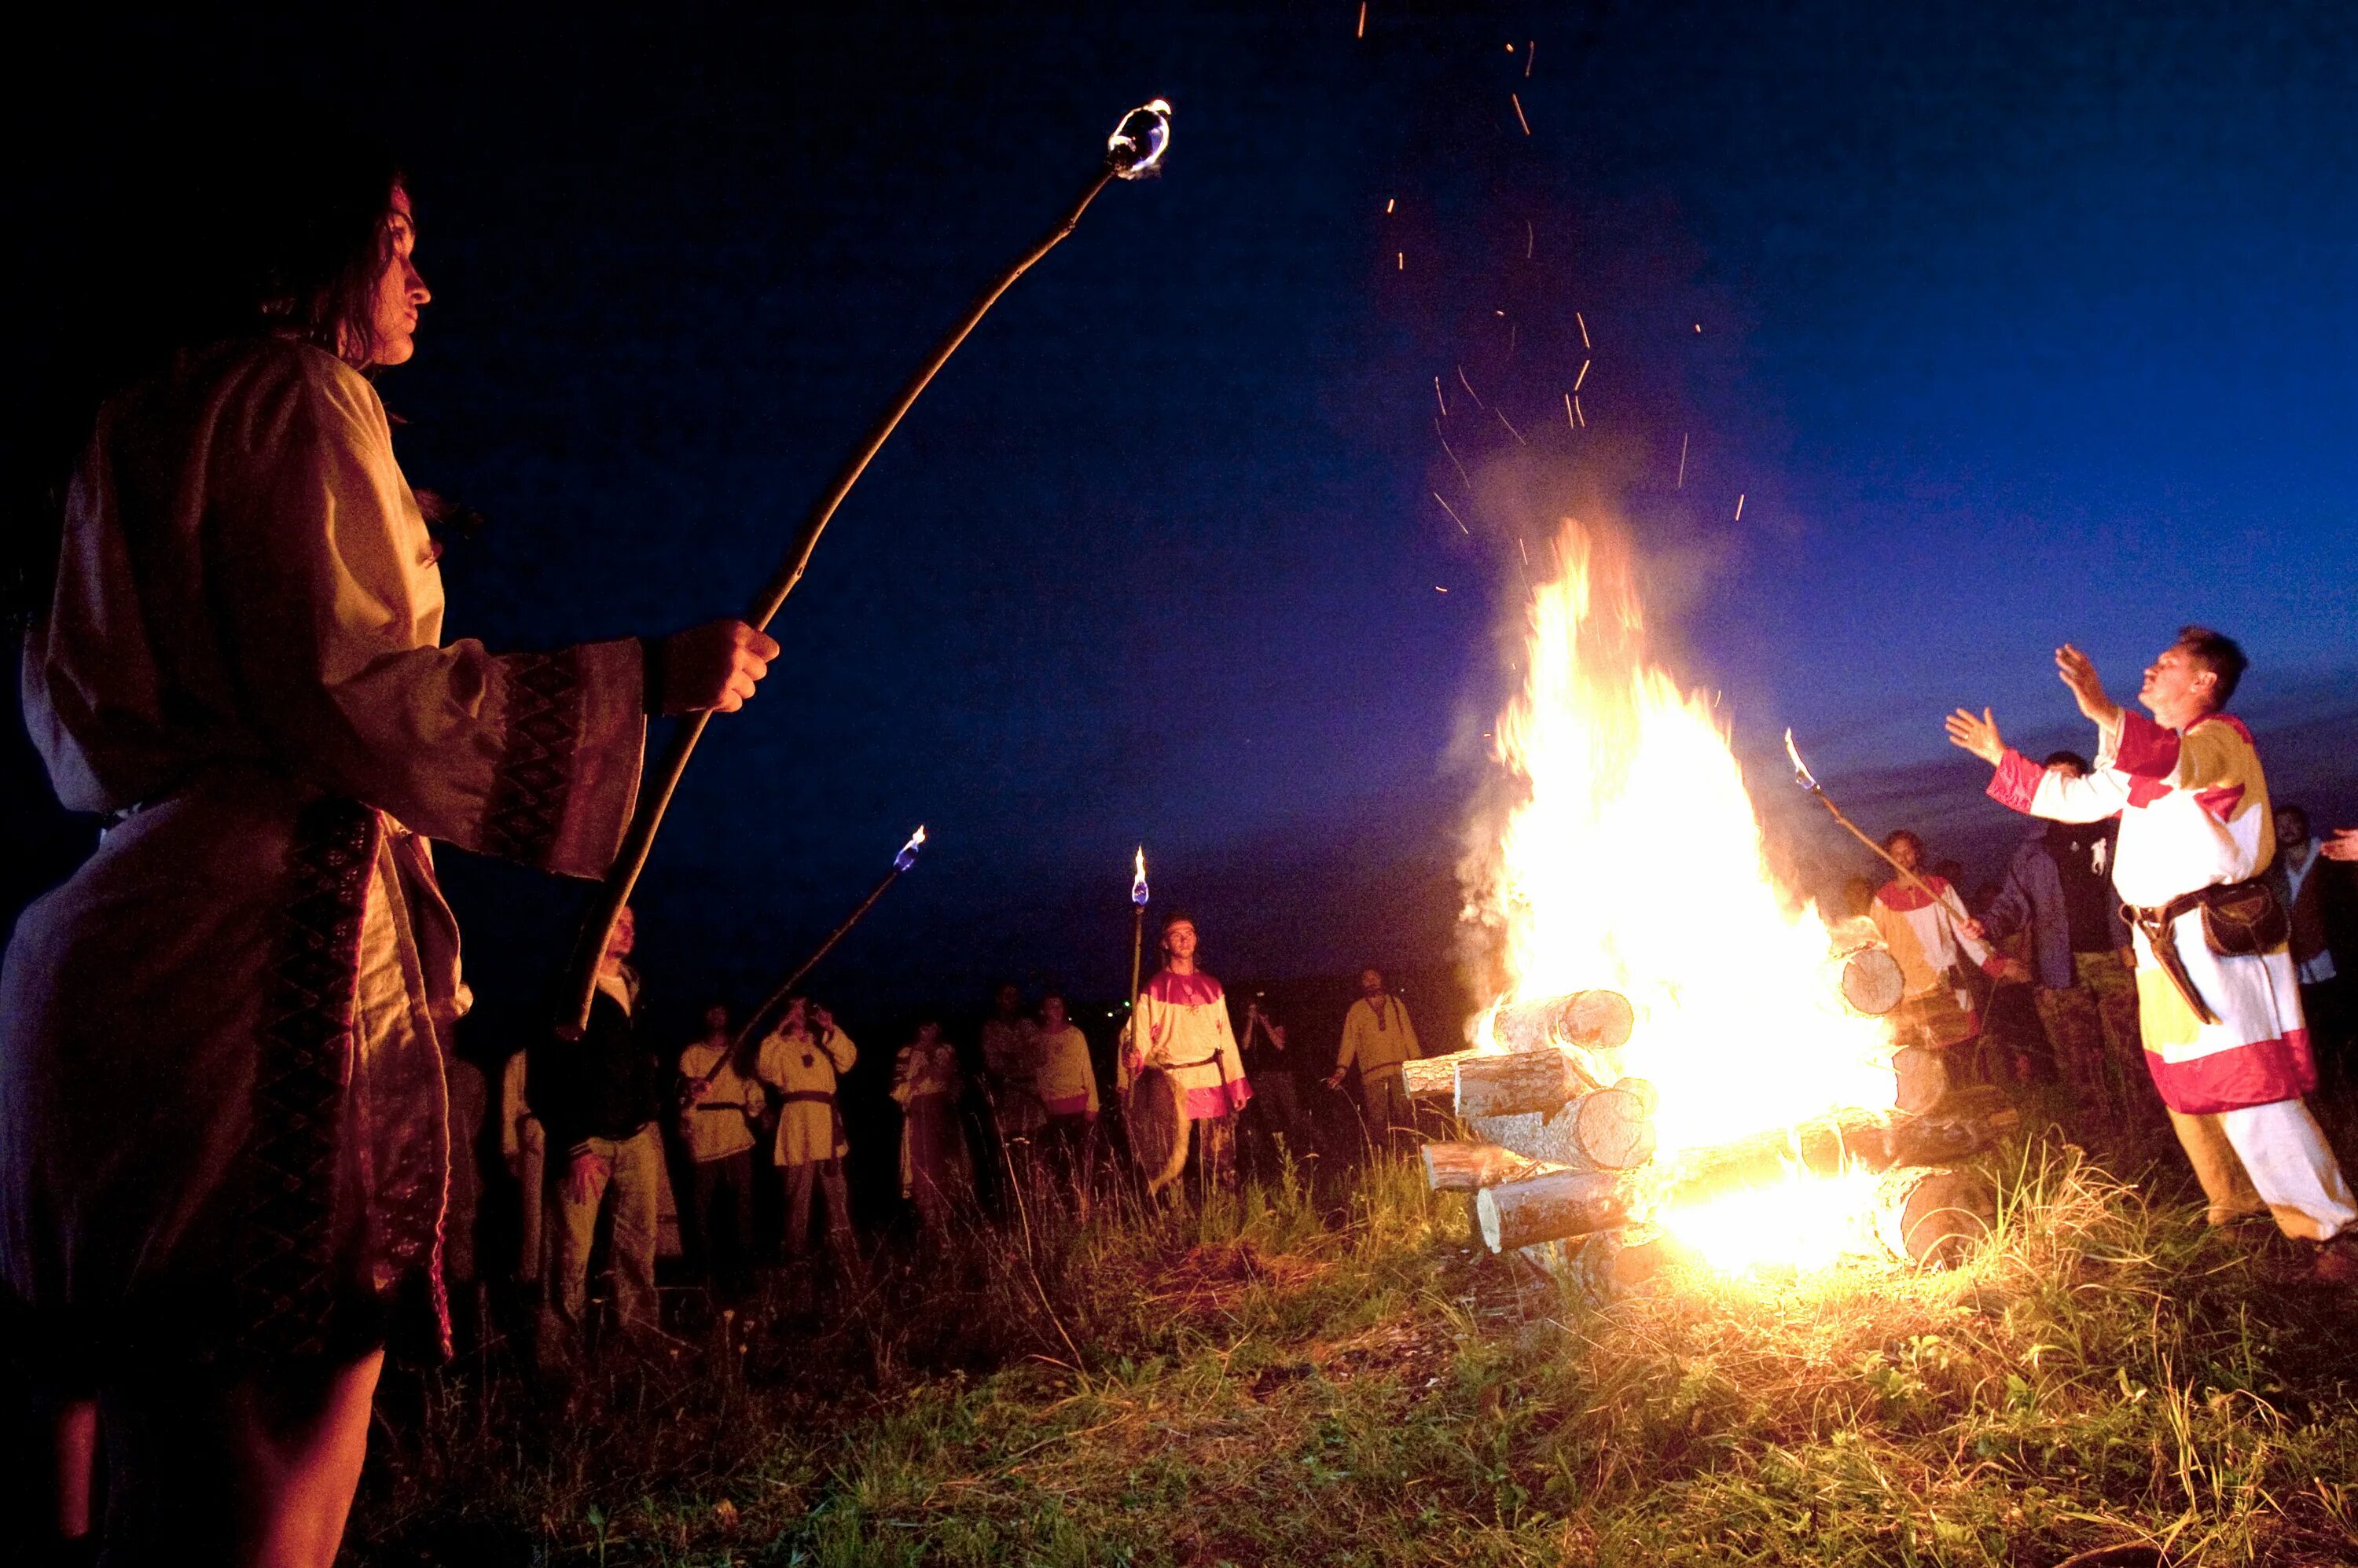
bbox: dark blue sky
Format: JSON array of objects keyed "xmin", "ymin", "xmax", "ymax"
[{"xmin": 7, "ymin": 2, "xmax": 2354, "ymax": 1039}]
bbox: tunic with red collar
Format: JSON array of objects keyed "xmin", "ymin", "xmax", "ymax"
[{"xmin": 1121, "ymin": 969, "xmax": 1253, "ymax": 1119}]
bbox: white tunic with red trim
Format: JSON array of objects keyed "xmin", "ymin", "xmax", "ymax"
[
  {"xmin": 1868, "ymin": 876, "xmax": 1999, "ymax": 1000},
  {"xmin": 1120, "ymin": 969, "xmax": 1253, "ymax": 1119},
  {"xmin": 1986, "ymin": 711, "xmax": 2308, "ymax": 1114}
]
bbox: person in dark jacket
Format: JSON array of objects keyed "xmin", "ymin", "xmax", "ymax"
[
  {"xmin": 2268, "ymin": 806, "xmax": 2346, "ymax": 1091},
  {"xmin": 531, "ymin": 906, "xmax": 667, "ymax": 1364},
  {"xmin": 1978, "ymin": 752, "xmax": 2143, "ymax": 1115}
]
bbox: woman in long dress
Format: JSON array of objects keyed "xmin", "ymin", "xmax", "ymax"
[
  {"xmin": 891, "ymin": 1019, "xmax": 971, "ymax": 1237},
  {"xmin": 2, "ymin": 134, "xmax": 776, "ymax": 1565}
]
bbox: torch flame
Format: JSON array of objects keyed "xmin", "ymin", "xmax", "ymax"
[
  {"xmin": 1107, "ymin": 99, "xmax": 1173, "ymax": 181},
  {"xmin": 894, "ymin": 824, "xmax": 927, "ymax": 873},
  {"xmin": 1132, "ymin": 846, "xmax": 1150, "ymax": 907},
  {"xmin": 1468, "ymin": 519, "xmax": 1896, "ymax": 1268}
]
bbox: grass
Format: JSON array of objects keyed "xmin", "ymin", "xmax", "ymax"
[{"xmin": 354, "ymin": 1130, "xmax": 2358, "ymax": 1566}]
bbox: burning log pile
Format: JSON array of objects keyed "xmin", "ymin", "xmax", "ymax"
[{"xmin": 1416, "ymin": 986, "xmax": 2016, "ymax": 1289}]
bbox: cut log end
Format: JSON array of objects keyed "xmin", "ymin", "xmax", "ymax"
[
  {"xmin": 1839, "ymin": 946, "xmax": 1905, "ymax": 1016},
  {"xmin": 1874, "ymin": 1166, "xmax": 1995, "ymax": 1268}
]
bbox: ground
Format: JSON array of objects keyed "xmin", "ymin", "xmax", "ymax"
[{"xmin": 357, "ymin": 1125, "xmax": 2358, "ymax": 1566}]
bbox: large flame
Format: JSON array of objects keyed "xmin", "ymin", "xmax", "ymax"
[{"xmin": 1471, "ymin": 519, "xmax": 1896, "ymax": 1266}]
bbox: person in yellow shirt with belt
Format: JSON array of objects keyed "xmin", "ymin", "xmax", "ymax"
[
  {"xmin": 1327, "ymin": 968, "xmax": 1421, "ymax": 1148},
  {"xmin": 755, "ymin": 997, "xmax": 858, "ymax": 1266}
]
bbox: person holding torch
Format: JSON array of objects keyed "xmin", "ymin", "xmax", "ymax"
[
  {"xmin": 2, "ymin": 130, "xmax": 777, "ymax": 1564},
  {"xmin": 1121, "ymin": 911, "xmax": 1253, "ymax": 1190}
]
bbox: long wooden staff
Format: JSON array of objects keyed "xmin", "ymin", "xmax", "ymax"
[
  {"xmin": 692, "ymin": 825, "xmax": 927, "ymax": 1094},
  {"xmin": 561, "ymin": 100, "xmax": 1173, "ymax": 1034},
  {"xmin": 1783, "ymin": 728, "xmax": 1941, "ymax": 902}
]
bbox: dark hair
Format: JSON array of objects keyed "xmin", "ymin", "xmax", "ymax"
[
  {"xmin": 2176, "ymin": 626, "xmax": 2248, "ymax": 707},
  {"xmin": 1162, "ymin": 909, "xmax": 1198, "ymax": 933},
  {"xmin": 2042, "ymin": 750, "xmax": 2091, "ymax": 773},
  {"xmin": 2279, "ymin": 803, "xmax": 2310, "ymax": 830},
  {"xmin": 7, "ymin": 113, "xmax": 406, "ymax": 626},
  {"xmin": 1881, "ymin": 829, "xmax": 1923, "ymax": 857}
]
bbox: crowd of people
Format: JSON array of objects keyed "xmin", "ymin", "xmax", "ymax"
[
  {"xmin": 10, "ymin": 130, "xmax": 2358, "ymax": 1568},
  {"xmin": 481, "ymin": 905, "xmax": 1437, "ymax": 1375}
]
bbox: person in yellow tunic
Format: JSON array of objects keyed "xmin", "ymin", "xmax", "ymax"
[
  {"xmin": 1031, "ymin": 992, "xmax": 1100, "ymax": 1210},
  {"xmin": 676, "ymin": 1004, "xmax": 766, "ymax": 1294},
  {"xmin": 1327, "ymin": 968, "xmax": 1422, "ymax": 1146},
  {"xmin": 1121, "ymin": 912, "xmax": 1253, "ymax": 1188},
  {"xmin": 756, "ymin": 998, "xmax": 858, "ymax": 1263},
  {"xmin": 1, "ymin": 141, "xmax": 776, "ymax": 1565}
]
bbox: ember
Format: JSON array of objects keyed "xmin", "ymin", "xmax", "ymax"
[{"xmin": 1460, "ymin": 517, "xmax": 1915, "ymax": 1272}]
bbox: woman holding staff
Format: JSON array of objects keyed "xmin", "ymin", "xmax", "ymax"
[{"xmin": 2, "ymin": 129, "xmax": 775, "ymax": 1563}]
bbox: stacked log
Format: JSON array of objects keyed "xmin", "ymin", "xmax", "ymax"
[
  {"xmin": 1570, "ymin": 1225, "xmax": 1667, "ymax": 1306},
  {"xmin": 1871, "ymin": 1166, "xmax": 1995, "ymax": 1267},
  {"xmin": 1420, "ymin": 1143, "xmax": 1538, "ymax": 1192},
  {"xmin": 1476, "ymin": 1169, "xmax": 1629, "ymax": 1254},
  {"xmin": 1824, "ymin": 916, "xmax": 1906, "ymax": 1017},
  {"xmin": 1453, "ymin": 1048, "xmax": 1601, "ymax": 1118},
  {"xmin": 1424, "ymin": 975, "xmax": 2011, "ymax": 1278},
  {"xmin": 1400, "ymin": 1051, "xmax": 1468, "ymax": 1102},
  {"xmin": 1471, "ymin": 1082, "xmax": 1657, "ymax": 1175},
  {"xmin": 1491, "ymin": 990, "xmax": 1636, "ymax": 1054}
]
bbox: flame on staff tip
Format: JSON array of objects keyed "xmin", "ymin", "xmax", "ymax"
[
  {"xmin": 1782, "ymin": 728, "xmax": 1820, "ymax": 794},
  {"xmin": 1107, "ymin": 99, "xmax": 1173, "ymax": 180},
  {"xmin": 894, "ymin": 824, "xmax": 927, "ymax": 873},
  {"xmin": 1132, "ymin": 846, "xmax": 1150, "ymax": 907}
]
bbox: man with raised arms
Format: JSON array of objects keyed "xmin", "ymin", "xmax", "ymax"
[{"xmin": 1946, "ymin": 628, "xmax": 2358, "ymax": 1282}]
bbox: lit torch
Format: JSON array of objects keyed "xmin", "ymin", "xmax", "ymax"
[
  {"xmin": 1783, "ymin": 729, "xmax": 1941, "ymax": 902},
  {"xmin": 708, "ymin": 825, "xmax": 928, "ymax": 1082},
  {"xmin": 1128, "ymin": 846, "xmax": 1150, "ymax": 1043},
  {"xmin": 557, "ymin": 97, "xmax": 1177, "ymax": 1034}
]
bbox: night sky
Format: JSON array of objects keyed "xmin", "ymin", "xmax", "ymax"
[{"xmin": 7, "ymin": 2, "xmax": 2355, "ymax": 1047}]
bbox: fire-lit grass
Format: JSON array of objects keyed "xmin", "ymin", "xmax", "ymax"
[{"xmin": 355, "ymin": 1136, "xmax": 2358, "ymax": 1566}]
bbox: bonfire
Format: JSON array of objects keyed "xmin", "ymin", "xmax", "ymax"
[{"xmin": 1416, "ymin": 518, "xmax": 2010, "ymax": 1288}]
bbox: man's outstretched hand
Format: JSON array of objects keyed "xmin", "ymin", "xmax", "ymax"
[
  {"xmin": 1945, "ymin": 707, "xmax": 2006, "ymax": 765},
  {"xmin": 656, "ymin": 619, "xmax": 780, "ymax": 715},
  {"xmin": 2323, "ymin": 829, "xmax": 2358, "ymax": 863},
  {"xmin": 2055, "ymin": 644, "xmax": 2122, "ymax": 726}
]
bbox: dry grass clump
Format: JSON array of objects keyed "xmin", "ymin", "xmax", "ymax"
[{"xmin": 354, "ymin": 1138, "xmax": 2358, "ymax": 1566}]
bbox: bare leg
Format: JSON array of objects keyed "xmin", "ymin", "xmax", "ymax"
[
  {"xmin": 99, "ymin": 1349, "xmax": 383, "ymax": 1568},
  {"xmin": 53, "ymin": 1396, "xmax": 99, "ymax": 1541},
  {"xmin": 227, "ymin": 1350, "xmax": 384, "ymax": 1568}
]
